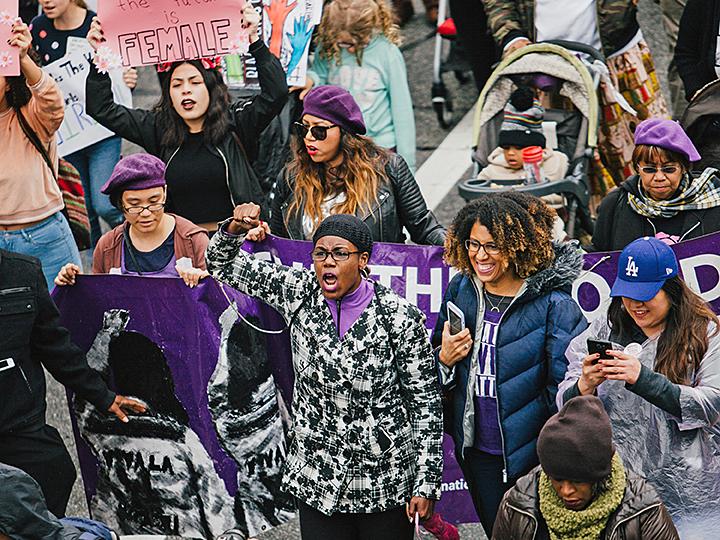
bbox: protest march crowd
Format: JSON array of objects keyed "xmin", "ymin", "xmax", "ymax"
[{"xmin": 3, "ymin": 0, "xmax": 720, "ymax": 538}]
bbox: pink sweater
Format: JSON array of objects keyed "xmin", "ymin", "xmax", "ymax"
[{"xmin": 0, "ymin": 71, "xmax": 65, "ymax": 225}]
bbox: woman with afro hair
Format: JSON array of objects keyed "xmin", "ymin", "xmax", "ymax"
[{"xmin": 431, "ymin": 193, "xmax": 587, "ymax": 535}]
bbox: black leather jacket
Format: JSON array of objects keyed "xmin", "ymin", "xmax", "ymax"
[
  {"xmin": 270, "ymin": 153, "xmax": 446, "ymax": 245},
  {"xmin": 0, "ymin": 250, "xmax": 114, "ymax": 434},
  {"xmin": 86, "ymin": 40, "xmax": 288, "ymax": 216}
]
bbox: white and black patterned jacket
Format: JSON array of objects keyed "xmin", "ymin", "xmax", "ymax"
[{"xmin": 206, "ymin": 230, "xmax": 443, "ymax": 515}]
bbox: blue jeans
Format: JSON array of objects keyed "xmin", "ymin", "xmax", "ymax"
[
  {"xmin": 0, "ymin": 213, "xmax": 81, "ymax": 291},
  {"xmin": 65, "ymin": 136, "xmax": 123, "ymax": 246}
]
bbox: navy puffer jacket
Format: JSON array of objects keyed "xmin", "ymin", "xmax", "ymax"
[{"xmin": 432, "ymin": 241, "xmax": 587, "ymax": 480}]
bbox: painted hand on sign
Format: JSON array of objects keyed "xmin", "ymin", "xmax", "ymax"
[
  {"xmin": 264, "ymin": 0, "xmax": 297, "ymax": 57},
  {"xmin": 285, "ymin": 16, "xmax": 313, "ymax": 75}
]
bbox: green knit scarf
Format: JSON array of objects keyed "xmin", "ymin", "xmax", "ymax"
[{"xmin": 539, "ymin": 453, "xmax": 627, "ymax": 540}]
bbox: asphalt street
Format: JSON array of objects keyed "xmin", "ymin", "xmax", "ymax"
[{"xmin": 46, "ymin": 1, "xmax": 670, "ymax": 538}]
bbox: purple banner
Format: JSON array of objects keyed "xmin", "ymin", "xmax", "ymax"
[{"xmin": 53, "ymin": 232, "xmax": 720, "ymax": 534}]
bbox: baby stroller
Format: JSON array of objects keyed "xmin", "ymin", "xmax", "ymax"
[
  {"xmin": 680, "ymin": 78, "xmax": 720, "ymax": 172},
  {"xmin": 458, "ymin": 41, "xmax": 606, "ymax": 238}
]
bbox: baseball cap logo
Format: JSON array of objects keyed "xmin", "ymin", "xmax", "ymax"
[
  {"xmin": 625, "ymin": 256, "xmax": 639, "ymax": 278},
  {"xmin": 666, "ymin": 268, "xmax": 673, "ymax": 275}
]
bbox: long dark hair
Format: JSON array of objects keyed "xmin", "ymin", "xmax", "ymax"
[
  {"xmin": 154, "ymin": 60, "xmax": 231, "ymax": 148},
  {"xmin": 608, "ymin": 276, "xmax": 719, "ymax": 384},
  {"xmin": 4, "ymin": 50, "xmax": 40, "ymax": 112}
]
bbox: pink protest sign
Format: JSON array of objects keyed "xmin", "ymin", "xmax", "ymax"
[
  {"xmin": 0, "ymin": 1, "xmax": 20, "ymax": 76},
  {"xmin": 98, "ymin": 0, "xmax": 249, "ymax": 68}
]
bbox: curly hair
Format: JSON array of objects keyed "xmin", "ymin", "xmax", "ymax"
[
  {"xmin": 154, "ymin": 61, "xmax": 231, "ymax": 148},
  {"xmin": 317, "ymin": 0, "xmax": 401, "ymax": 66},
  {"xmin": 444, "ymin": 194, "xmax": 555, "ymax": 278},
  {"xmin": 496, "ymin": 191, "xmax": 558, "ymax": 236},
  {"xmin": 286, "ymin": 129, "xmax": 388, "ymax": 233}
]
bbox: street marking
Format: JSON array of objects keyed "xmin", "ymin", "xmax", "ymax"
[{"xmin": 415, "ymin": 108, "xmax": 475, "ymax": 210}]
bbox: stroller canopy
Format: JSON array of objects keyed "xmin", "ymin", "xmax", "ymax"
[{"xmin": 473, "ymin": 43, "xmax": 600, "ymax": 166}]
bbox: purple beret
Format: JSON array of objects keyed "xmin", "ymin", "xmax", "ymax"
[
  {"xmin": 101, "ymin": 153, "xmax": 166, "ymax": 195},
  {"xmin": 634, "ymin": 118, "xmax": 701, "ymax": 162},
  {"xmin": 302, "ymin": 85, "xmax": 366, "ymax": 135}
]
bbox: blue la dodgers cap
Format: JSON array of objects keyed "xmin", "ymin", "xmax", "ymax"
[{"xmin": 610, "ymin": 237, "xmax": 679, "ymax": 302}]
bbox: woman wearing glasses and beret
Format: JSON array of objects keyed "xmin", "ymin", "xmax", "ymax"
[
  {"xmin": 432, "ymin": 193, "xmax": 587, "ymax": 536},
  {"xmin": 206, "ymin": 208, "xmax": 443, "ymax": 539},
  {"xmin": 270, "ymin": 85, "xmax": 445, "ymax": 246},
  {"xmin": 54, "ymin": 154, "xmax": 209, "ymax": 288},
  {"xmin": 591, "ymin": 118, "xmax": 720, "ymax": 252}
]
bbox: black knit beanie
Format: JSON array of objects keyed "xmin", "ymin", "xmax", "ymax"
[
  {"xmin": 537, "ymin": 395, "xmax": 614, "ymax": 482},
  {"xmin": 312, "ymin": 214, "xmax": 373, "ymax": 256}
]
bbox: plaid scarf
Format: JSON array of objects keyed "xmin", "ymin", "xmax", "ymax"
[
  {"xmin": 627, "ymin": 168, "xmax": 720, "ymax": 219},
  {"xmin": 539, "ymin": 453, "xmax": 626, "ymax": 540}
]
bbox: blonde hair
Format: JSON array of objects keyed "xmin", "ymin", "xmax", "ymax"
[{"xmin": 317, "ymin": 0, "xmax": 401, "ymax": 65}]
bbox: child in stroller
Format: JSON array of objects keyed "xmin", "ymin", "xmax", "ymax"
[{"xmin": 477, "ymin": 86, "xmax": 569, "ymax": 210}]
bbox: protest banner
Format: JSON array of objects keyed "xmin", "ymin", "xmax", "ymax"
[
  {"xmin": 44, "ymin": 47, "xmax": 133, "ymax": 156},
  {"xmin": 98, "ymin": 0, "xmax": 251, "ymax": 68},
  {"xmin": 54, "ymin": 232, "xmax": 720, "ymax": 532},
  {"xmin": 0, "ymin": 0, "xmax": 19, "ymax": 76}
]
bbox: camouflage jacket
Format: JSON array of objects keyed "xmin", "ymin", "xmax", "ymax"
[
  {"xmin": 482, "ymin": 0, "xmax": 641, "ymax": 57},
  {"xmin": 206, "ymin": 229, "xmax": 443, "ymax": 515}
]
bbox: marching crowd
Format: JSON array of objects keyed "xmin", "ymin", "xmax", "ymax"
[{"xmin": 2, "ymin": 0, "xmax": 720, "ymax": 539}]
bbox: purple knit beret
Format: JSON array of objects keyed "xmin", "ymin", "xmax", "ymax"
[
  {"xmin": 101, "ymin": 153, "xmax": 166, "ymax": 195},
  {"xmin": 302, "ymin": 85, "xmax": 366, "ymax": 135},
  {"xmin": 634, "ymin": 118, "xmax": 701, "ymax": 162}
]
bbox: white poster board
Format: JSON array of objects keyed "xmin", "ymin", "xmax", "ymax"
[{"xmin": 45, "ymin": 42, "xmax": 133, "ymax": 157}]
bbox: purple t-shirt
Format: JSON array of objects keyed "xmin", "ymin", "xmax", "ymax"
[{"xmin": 472, "ymin": 295, "xmax": 509, "ymax": 455}]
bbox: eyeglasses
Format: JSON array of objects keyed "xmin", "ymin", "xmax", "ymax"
[
  {"xmin": 640, "ymin": 166, "xmax": 679, "ymax": 175},
  {"xmin": 465, "ymin": 239, "xmax": 501, "ymax": 255},
  {"xmin": 294, "ymin": 122, "xmax": 339, "ymax": 141},
  {"xmin": 123, "ymin": 202, "xmax": 165, "ymax": 215},
  {"xmin": 311, "ymin": 249, "xmax": 362, "ymax": 262}
]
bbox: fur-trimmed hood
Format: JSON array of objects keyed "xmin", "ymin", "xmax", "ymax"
[{"xmin": 521, "ymin": 240, "xmax": 584, "ymax": 302}]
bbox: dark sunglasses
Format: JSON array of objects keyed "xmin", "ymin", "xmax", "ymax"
[
  {"xmin": 640, "ymin": 166, "xmax": 679, "ymax": 175},
  {"xmin": 294, "ymin": 122, "xmax": 339, "ymax": 141}
]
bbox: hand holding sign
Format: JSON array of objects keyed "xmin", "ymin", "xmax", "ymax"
[{"xmin": 98, "ymin": 0, "xmax": 252, "ymax": 68}]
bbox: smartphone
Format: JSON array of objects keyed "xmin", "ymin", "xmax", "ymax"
[
  {"xmin": 587, "ymin": 338, "xmax": 614, "ymax": 362},
  {"xmin": 447, "ymin": 302, "xmax": 465, "ymax": 335}
]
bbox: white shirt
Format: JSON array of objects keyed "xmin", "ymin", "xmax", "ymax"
[{"xmin": 534, "ymin": 0, "xmax": 602, "ymax": 52}]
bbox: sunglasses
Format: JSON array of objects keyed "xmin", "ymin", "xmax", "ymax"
[
  {"xmin": 294, "ymin": 122, "xmax": 339, "ymax": 141},
  {"xmin": 640, "ymin": 166, "xmax": 679, "ymax": 175}
]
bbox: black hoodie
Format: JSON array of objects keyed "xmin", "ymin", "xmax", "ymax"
[{"xmin": 590, "ymin": 174, "xmax": 720, "ymax": 252}]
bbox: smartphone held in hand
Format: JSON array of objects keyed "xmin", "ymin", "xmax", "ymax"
[{"xmin": 447, "ymin": 302, "xmax": 465, "ymax": 335}]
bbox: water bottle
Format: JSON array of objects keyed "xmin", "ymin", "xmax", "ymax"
[{"xmin": 521, "ymin": 146, "xmax": 545, "ymax": 185}]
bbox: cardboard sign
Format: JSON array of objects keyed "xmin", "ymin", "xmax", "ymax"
[
  {"xmin": 225, "ymin": 0, "xmax": 320, "ymax": 89},
  {"xmin": 99, "ymin": 0, "xmax": 248, "ymax": 67},
  {"xmin": 0, "ymin": 0, "xmax": 20, "ymax": 76},
  {"xmin": 44, "ymin": 48, "xmax": 132, "ymax": 156}
]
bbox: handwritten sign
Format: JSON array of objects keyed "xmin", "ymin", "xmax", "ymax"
[
  {"xmin": 44, "ymin": 48, "xmax": 132, "ymax": 156},
  {"xmin": 99, "ymin": 0, "xmax": 248, "ymax": 67},
  {"xmin": 0, "ymin": 0, "xmax": 19, "ymax": 76}
]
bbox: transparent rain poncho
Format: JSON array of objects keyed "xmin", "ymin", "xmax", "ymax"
[{"xmin": 559, "ymin": 316, "xmax": 720, "ymax": 536}]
